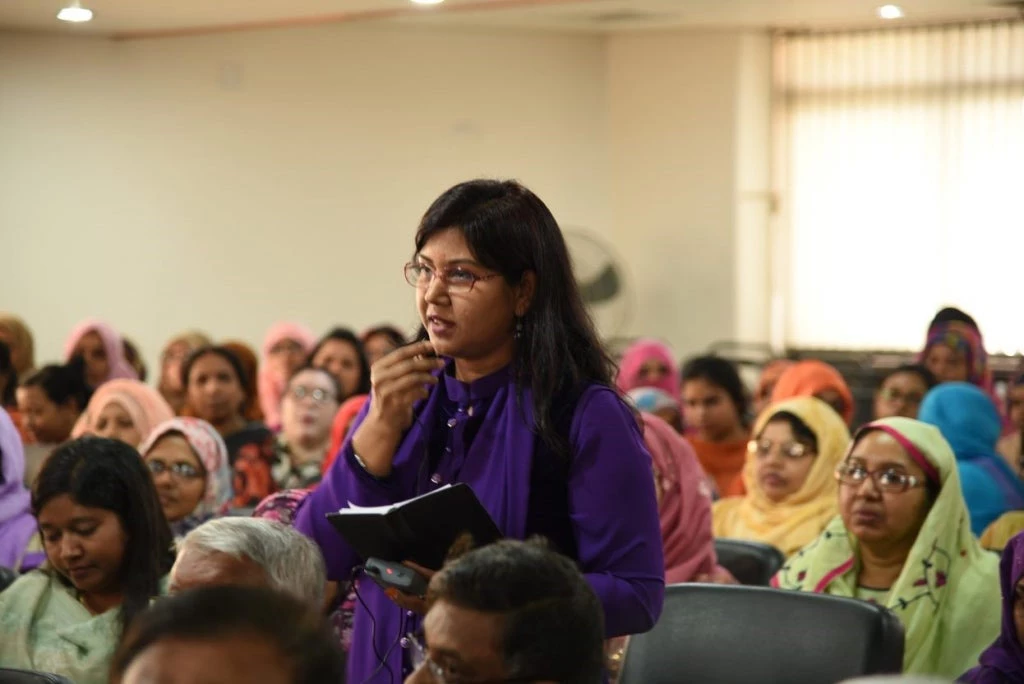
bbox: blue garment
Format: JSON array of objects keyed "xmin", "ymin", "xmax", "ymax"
[
  {"xmin": 919, "ymin": 382, "xmax": 1024, "ymax": 535},
  {"xmin": 295, "ymin": 361, "xmax": 666, "ymax": 683}
]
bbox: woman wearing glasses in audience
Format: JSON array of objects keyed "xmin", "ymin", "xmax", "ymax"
[
  {"xmin": 0, "ymin": 437, "xmax": 173, "ymax": 684},
  {"xmin": 873, "ymin": 364, "xmax": 936, "ymax": 421},
  {"xmin": 181, "ymin": 346, "xmax": 274, "ymax": 509},
  {"xmin": 71, "ymin": 379, "xmax": 174, "ymax": 449},
  {"xmin": 258, "ymin": 322, "xmax": 316, "ymax": 431},
  {"xmin": 308, "ymin": 327, "xmax": 371, "ymax": 405},
  {"xmin": 713, "ymin": 397, "xmax": 851, "ymax": 557},
  {"xmin": 771, "ymin": 359, "xmax": 855, "ymax": 426},
  {"xmin": 273, "ymin": 366, "xmax": 341, "ymax": 489},
  {"xmin": 296, "ymin": 179, "xmax": 665, "ymax": 683},
  {"xmin": 141, "ymin": 417, "xmax": 233, "ymax": 543},
  {"xmin": 773, "ymin": 417, "xmax": 999, "ymax": 678}
]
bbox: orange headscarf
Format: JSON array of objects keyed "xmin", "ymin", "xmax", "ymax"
[{"xmin": 770, "ymin": 360, "xmax": 854, "ymax": 426}]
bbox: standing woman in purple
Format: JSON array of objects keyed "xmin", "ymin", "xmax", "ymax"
[{"xmin": 296, "ymin": 179, "xmax": 665, "ymax": 682}]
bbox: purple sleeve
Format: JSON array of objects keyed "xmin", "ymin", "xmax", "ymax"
[
  {"xmin": 570, "ymin": 387, "xmax": 666, "ymax": 637},
  {"xmin": 294, "ymin": 398, "xmax": 402, "ymax": 581}
]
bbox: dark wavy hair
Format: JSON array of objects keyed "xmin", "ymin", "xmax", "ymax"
[
  {"xmin": 31, "ymin": 437, "xmax": 174, "ymax": 632},
  {"xmin": 414, "ymin": 179, "xmax": 615, "ymax": 460},
  {"xmin": 307, "ymin": 327, "xmax": 371, "ymax": 399},
  {"xmin": 681, "ymin": 355, "xmax": 750, "ymax": 424},
  {"xmin": 21, "ymin": 356, "xmax": 93, "ymax": 411},
  {"xmin": 0, "ymin": 341, "xmax": 16, "ymax": 407}
]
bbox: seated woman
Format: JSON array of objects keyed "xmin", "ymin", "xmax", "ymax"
[
  {"xmin": 0, "ymin": 437, "xmax": 173, "ymax": 684},
  {"xmin": 273, "ymin": 366, "xmax": 341, "ymax": 490},
  {"xmin": 140, "ymin": 417, "xmax": 233, "ymax": 542},
  {"xmin": 981, "ymin": 512, "xmax": 1024, "ymax": 552},
  {"xmin": 308, "ymin": 328, "xmax": 371, "ymax": 405},
  {"xmin": 16, "ymin": 360, "xmax": 91, "ymax": 446},
  {"xmin": 295, "ymin": 179, "xmax": 665, "ymax": 682},
  {"xmin": 616, "ymin": 339, "xmax": 680, "ymax": 398},
  {"xmin": 258, "ymin": 322, "xmax": 316, "ymax": 431},
  {"xmin": 628, "ymin": 387, "xmax": 685, "ymax": 435},
  {"xmin": 773, "ymin": 417, "xmax": 999, "ymax": 677},
  {"xmin": 0, "ymin": 407, "xmax": 44, "ymax": 572},
  {"xmin": 157, "ymin": 331, "xmax": 211, "ymax": 416},
  {"xmin": 360, "ymin": 324, "xmax": 406, "ymax": 366},
  {"xmin": 771, "ymin": 359, "xmax": 855, "ymax": 426},
  {"xmin": 874, "ymin": 365, "xmax": 936, "ymax": 421},
  {"xmin": 0, "ymin": 340, "xmax": 30, "ymax": 445},
  {"xmin": 71, "ymin": 379, "xmax": 175, "ymax": 449},
  {"xmin": 182, "ymin": 346, "xmax": 274, "ymax": 509},
  {"xmin": 0, "ymin": 313, "xmax": 36, "ymax": 381},
  {"xmin": 63, "ymin": 319, "xmax": 139, "ymax": 389},
  {"xmin": 714, "ymin": 397, "xmax": 850, "ymax": 557},
  {"xmin": 681, "ymin": 355, "xmax": 751, "ymax": 497},
  {"xmin": 920, "ymin": 308, "xmax": 989, "ymax": 387},
  {"xmin": 754, "ymin": 360, "xmax": 794, "ymax": 416},
  {"xmin": 221, "ymin": 340, "xmax": 264, "ymax": 422},
  {"xmin": 919, "ymin": 383, "xmax": 1024, "ymax": 536},
  {"xmin": 961, "ymin": 532, "xmax": 1024, "ymax": 682}
]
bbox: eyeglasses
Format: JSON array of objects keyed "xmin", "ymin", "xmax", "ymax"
[
  {"xmin": 878, "ymin": 388, "xmax": 925, "ymax": 406},
  {"xmin": 835, "ymin": 462, "xmax": 927, "ymax": 493},
  {"xmin": 748, "ymin": 439, "xmax": 815, "ymax": 460},
  {"xmin": 147, "ymin": 460, "xmax": 203, "ymax": 480},
  {"xmin": 404, "ymin": 262, "xmax": 501, "ymax": 295},
  {"xmin": 407, "ymin": 632, "xmax": 537, "ymax": 684},
  {"xmin": 287, "ymin": 386, "xmax": 336, "ymax": 405}
]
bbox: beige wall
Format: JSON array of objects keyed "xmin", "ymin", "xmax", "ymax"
[{"xmin": 0, "ymin": 22, "xmax": 770, "ymax": 371}]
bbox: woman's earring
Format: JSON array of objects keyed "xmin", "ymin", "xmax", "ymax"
[{"xmin": 514, "ymin": 318, "xmax": 524, "ymax": 340}]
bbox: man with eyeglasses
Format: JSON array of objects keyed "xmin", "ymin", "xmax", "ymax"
[{"xmin": 405, "ymin": 539, "xmax": 605, "ymax": 684}]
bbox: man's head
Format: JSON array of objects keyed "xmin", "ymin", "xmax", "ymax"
[
  {"xmin": 112, "ymin": 585, "xmax": 345, "ymax": 684},
  {"xmin": 406, "ymin": 539, "xmax": 605, "ymax": 684},
  {"xmin": 170, "ymin": 517, "xmax": 326, "ymax": 608}
]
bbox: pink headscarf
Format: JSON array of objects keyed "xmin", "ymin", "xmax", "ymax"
[
  {"xmin": 641, "ymin": 413, "xmax": 718, "ymax": 584},
  {"xmin": 617, "ymin": 339, "xmax": 680, "ymax": 397},
  {"xmin": 71, "ymin": 378, "xmax": 175, "ymax": 446},
  {"xmin": 63, "ymin": 318, "xmax": 138, "ymax": 384},
  {"xmin": 258, "ymin": 322, "xmax": 316, "ymax": 429}
]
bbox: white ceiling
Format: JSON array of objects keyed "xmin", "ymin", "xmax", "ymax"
[{"xmin": 0, "ymin": 0, "xmax": 1018, "ymax": 39}]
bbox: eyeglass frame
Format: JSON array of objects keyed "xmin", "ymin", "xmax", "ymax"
[
  {"xmin": 834, "ymin": 461, "xmax": 927, "ymax": 494},
  {"xmin": 146, "ymin": 459, "xmax": 204, "ymax": 481},
  {"xmin": 286, "ymin": 385, "xmax": 337, "ymax": 405},
  {"xmin": 747, "ymin": 439, "xmax": 816, "ymax": 460},
  {"xmin": 404, "ymin": 261, "xmax": 502, "ymax": 294},
  {"xmin": 407, "ymin": 631, "xmax": 542, "ymax": 684}
]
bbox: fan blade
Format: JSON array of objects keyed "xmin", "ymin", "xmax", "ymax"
[{"xmin": 579, "ymin": 264, "xmax": 620, "ymax": 305}]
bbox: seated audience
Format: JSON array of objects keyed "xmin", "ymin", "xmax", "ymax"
[
  {"xmin": 681, "ymin": 355, "xmax": 751, "ymax": 497},
  {"xmin": 169, "ymin": 517, "xmax": 325, "ymax": 609},
  {"xmin": 874, "ymin": 364, "xmax": 937, "ymax": 421},
  {"xmin": 321, "ymin": 394, "xmax": 370, "ymax": 475},
  {"xmin": 981, "ymin": 512, "xmax": 1024, "ymax": 552},
  {"xmin": 122, "ymin": 337, "xmax": 147, "ymax": 382},
  {"xmin": 773, "ymin": 417, "xmax": 999, "ymax": 677},
  {"xmin": 961, "ymin": 531, "xmax": 1024, "ymax": 682},
  {"xmin": 157, "ymin": 331, "xmax": 212, "ymax": 415},
  {"xmin": 112, "ymin": 585, "xmax": 345, "ymax": 684},
  {"xmin": 714, "ymin": 397, "xmax": 850, "ymax": 557},
  {"xmin": 16, "ymin": 360, "xmax": 91, "ymax": 446},
  {"xmin": 616, "ymin": 339, "xmax": 680, "ymax": 398},
  {"xmin": 274, "ymin": 366, "xmax": 340, "ymax": 489},
  {"xmin": 0, "ymin": 437, "xmax": 173, "ymax": 684},
  {"xmin": 0, "ymin": 340, "xmax": 29, "ymax": 444},
  {"xmin": 360, "ymin": 324, "xmax": 406, "ymax": 366},
  {"xmin": 71, "ymin": 378, "xmax": 174, "ymax": 449},
  {"xmin": 258, "ymin": 322, "xmax": 316, "ymax": 430},
  {"xmin": 997, "ymin": 372, "xmax": 1024, "ymax": 475},
  {"xmin": 628, "ymin": 387, "xmax": 684, "ymax": 434},
  {"xmin": 182, "ymin": 346, "xmax": 275, "ymax": 508},
  {"xmin": 771, "ymin": 359, "xmax": 855, "ymax": 426},
  {"xmin": 919, "ymin": 308, "xmax": 990, "ymax": 388},
  {"xmin": 0, "ymin": 407, "xmax": 44, "ymax": 572},
  {"xmin": 754, "ymin": 359, "xmax": 794, "ymax": 415},
  {"xmin": 0, "ymin": 313, "xmax": 36, "ymax": 381},
  {"xmin": 919, "ymin": 383, "xmax": 1024, "ymax": 535},
  {"xmin": 63, "ymin": 319, "xmax": 139, "ymax": 389},
  {"xmin": 639, "ymin": 413, "xmax": 722, "ymax": 583},
  {"xmin": 406, "ymin": 539, "xmax": 605, "ymax": 684},
  {"xmin": 221, "ymin": 340, "xmax": 264, "ymax": 422},
  {"xmin": 308, "ymin": 328, "xmax": 371, "ymax": 404},
  {"xmin": 140, "ymin": 418, "xmax": 233, "ymax": 542}
]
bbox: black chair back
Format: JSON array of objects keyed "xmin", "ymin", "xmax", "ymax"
[
  {"xmin": 714, "ymin": 538, "xmax": 786, "ymax": 586},
  {"xmin": 0, "ymin": 566, "xmax": 18, "ymax": 594},
  {"xmin": 619, "ymin": 584, "xmax": 905, "ymax": 684},
  {"xmin": 0, "ymin": 669, "xmax": 74, "ymax": 684}
]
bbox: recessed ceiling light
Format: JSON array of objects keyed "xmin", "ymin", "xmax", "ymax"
[
  {"xmin": 57, "ymin": 2, "xmax": 93, "ymax": 22},
  {"xmin": 877, "ymin": 4, "xmax": 904, "ymax": 19},
  {"xmin": 410, "ymin": 0, "xmax": 445, "ymax": 5}
]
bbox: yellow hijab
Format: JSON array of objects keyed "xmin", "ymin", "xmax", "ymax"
[
  {"xmin": 713, "ymin": 396, "xmax": 850, "ymax": 557},
  {"xmin": 772, "ymin": 417, "xmax": 1000, "ymax": 678}
]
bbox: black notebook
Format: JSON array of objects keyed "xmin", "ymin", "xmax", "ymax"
[{"xmin": 326, "ymin": 483, "xmax": 503, "ymax": 571}]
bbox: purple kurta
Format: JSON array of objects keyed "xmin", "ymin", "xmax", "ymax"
[{"xmin": 295, "ymin": 363, "xmax": 665, "ymax": 683}]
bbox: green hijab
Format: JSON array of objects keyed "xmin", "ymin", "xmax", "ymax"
[{"xmin": 772, "ymin": 417, "xmax": 1000, "ymax": 678}]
